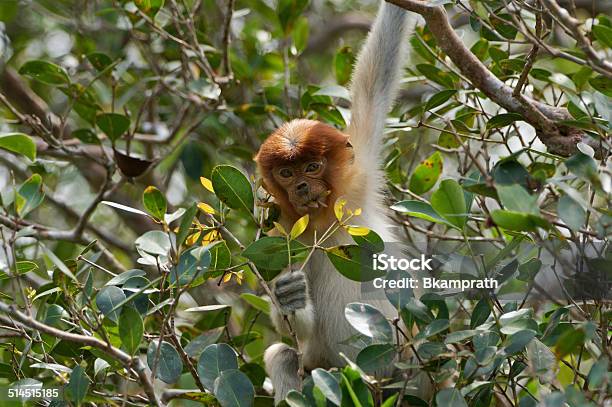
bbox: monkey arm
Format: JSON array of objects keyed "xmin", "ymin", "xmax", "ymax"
[{"xmin": 347, "ymin": 3, "xmax": 410, "ymax": 166}]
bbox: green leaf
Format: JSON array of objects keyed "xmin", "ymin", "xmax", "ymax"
[
  {"xmin": 592, "ymin": 24, "xmax": 612, "ymax": 48},
  {"xmin": 42, "ymin": 245, "xmax": 77, "ymax": 282},
  {"xmin": 172, "ymin": 246, "xmax": 211, "ymax": 285},
  {"xmin": 16, "ymin": 260, "xmax": 38, "ymax": 274},
  {"xmin": 96, "ymin": 113, "xmax": 130, "ymax": 142},
  {"xmin": 589, "ymin": 75, "xmax": 612, "ymax": 97},
  {"xmin": 211, "ymin": 165, "xmax": 254, "ymax": 214},
  {"xmin": 565, "ymin": 152, "xmax": 598, "ymax": 182},
  {"xmin": 404, "ymin": 297, "xmax": 434, "ymax": 324},
  {"xmin": 416, "ymin": 64, "xmax": 457, "ymax": 88},
  {"xmin": 134, "ymin": 0, "xmax": 164, "ymax": 17},
  {"xmin": 470, "ymin": 38, "xmax": 489, "ymax": 61},
  {"xmin": 119, "ymin": 306, "xmax": 143, "ymax": 355},
  {"xmin": 435, "ymin": 388, "xmax": 468, "ymax": 407},
  {"xmin": 19, "ymin": 60, "xmax": 70, "ymax": 85},
  {"xmin": 86, "ymin": 52, "xmax": 113, "ymax": 71},
  {"xmin": 277, "ymin": 0, "xmax": 309, "ymax": 35},
  {"xmin": 557, "ymin": 195, "xmax": 586, "ymax": 232},
  {"xmin": 240, "ymin": 293, "xmax": 270, "ymax": 314},
  {"xmin": 177, "ymin": 204, "xmax": 197, "ymax": 249},
  {"xmin": 16, "ymin": 174, "xmax": 44, "ymax": 217},
  {"xmin": 242, "ymin": 237, "xmax": 308, "ymax": 272},
  {"xmin": 527, "ymin": 338, "xmax": 556, "ymax": 384},
  {"xmin": 431, "ymin": 179, "xmax": 467, "ymax": 228},
  {"xmin": 312, "ymin": 368, "xmax": 341, "ymax": 405},
  {"xmin": 390, "ymin": 200, "xmax": 455, "ymax": 227},
  {"xmin": 416, "ymin": 318, "xmax": 449, "ymax": 339},
  {"xmin": 491, "ymin": 210, "xmax": 550, "ymax": 232},
  {"xmin": 96, "ymin": 286, "xmax": 126, "ymax": 323},
  {"xmin": 135, "ymin": 230, "xmax": 171, "ymax": 256},
  {"xmin": 530, "ymin": 68, "xmax": 552, "ymax": 81},
  {"xmin": 381, "ymin": 394, "xmax": 399, "ymax": 407},
  {"xmin": 0, "ymin": 133, "xmax": 36, "ymax": 161},
  {"xmin": 286, "ymin": 390, "xmax": 309, "ymax": 407},
  {"xmin": 384, "ymin": 269, "xmax": 414, "ymax": 310},
  {"xmin": 486, "ymin": 113, "xmax": 523, "ymax": 130},
  {"xmin": 409, "ymin": 152, "xmax": 443, "ymax": 194},
  {"xmin": 213, "ymin": 369, "xmax": 255, "ymax": 407},
  {"xmin": 184, "ymin": 329, "xmax": 224, "ymax": 358},
  {"xmin": 147, "ymin": 341, "xmax": 183, "ymax": 384},
  {"xmin": 106, "ymin": 269, "xmax": 146, "ymax": 286},
  {"xmin": 493, "ymin": 160, "xmax": 530, "ymax": 187},
  {"xmin": 72, "ymin": 129, "xmax": 100, "ymax": 145},
  {"xmin": 425, "ymin": 90, "xmax": 457, "ymax": 111},
  {"xmin": 197, "ymin": 343, "xmax": 239, "ymax": 391},
  {"xmin": 445, "ymin": 330, "xmax": 478, "ymax": 344},
  {"xmin": 518, "ymin": 258, "xmax": 542, "ymax": 281},
  {"xmin": 497, "ymin": 185, "xmax": 538, "ymax": 214},
  {"xmin": 208, "ymin": 241, "xmax": 232, "ymax": 271},
  {"xmin": 470, "ymin": 299, "xmax": 491, "ymax": 329},
  {"xmin": 326, "ymin": 245, "xmax": 384, "ymax": 282},
  {"xmin": 490, "ymin": 14, "xmax": 517, "ymax": 40},
  {"xmin": 355, "ymin": 344, "xmax": 396, "ymax": 373},
  {"xmin": 586, "ymin": 357, "xmax": 608, "ymax": 390},
  {"xmin": 293, "ymin": 16, "xmax": 309, "ymax": 53},
  {"xmin": 334, "ymin": 46, "xmax": 354, "ymax": 86},
  {"xmin": 142, "ymin": 186, "xmax": 167, "ymax": 220},
  {"xmin": 352, "ymin": 229, "xmax": 384, "ymax": 252},
  {"xmin": 504, "ymin": 330, "xmax": 536, "ymax": 355},
  {"xmin": 65, "ymin": 365, "xmax": 90, "ymax": 405},
  {"xmin": 344, "ymin": 302, "xmax": 393, "ymax": 343},
  {"xmin": 410, "ymin": 31, "xmax": 436, "ymax": 64}
]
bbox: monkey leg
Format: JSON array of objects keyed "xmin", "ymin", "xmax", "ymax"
[{"xmin": 264, "ymin": 343, "xmax": 301, "ymax": 404}]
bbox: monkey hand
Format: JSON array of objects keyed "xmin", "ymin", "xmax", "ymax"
[{"xmin": 274, "ymin": 271, "xmax": 308, "ymax": 315}]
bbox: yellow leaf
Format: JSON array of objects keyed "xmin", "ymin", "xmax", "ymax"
[
  {"xmin": 197, "ymin": 202, "xmax": 217, "ymax": 214},
  {"xmin": 186, "ymin": 231, "xmax": 201, "ymax": 246},
  {"xmin": 234, "ymin": 271, "xmax": 244, "ymax": 285},
  {"xmin": 345, "ymin": 225, "xmax": 370, "ymax": 236},
  {"xmin": 334, "ymin": 198, "xmax": 347, "ymax": 221},
  {"xmin": 273, "ymin": 222, "xmax": 288, "ymax": 236},
  {"xmin": 290, "ymin": 214, "xmax": 309, "ymax": 240},
  {"xmin": 200, "ymin": 176, "xmax": 214, "ymax": 193},
  {"xmin": 223, "ymin": 273, "xmax": 232, "ymax": 283},
  {"xmin": 354, "ymin": 208, "xmax": 362, "ymax": 216},
  {"xmin": 202, "ymin": 230, "xmax": 220, "ymax": 244}
]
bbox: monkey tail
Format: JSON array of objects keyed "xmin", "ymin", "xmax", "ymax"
[
  {"xmin": 264, "ymin": 343, "xmax": 301, "ymax": 404},
  {"xmin": 348, "ymin": 2, "xmax": 413, "ymax": 158}
]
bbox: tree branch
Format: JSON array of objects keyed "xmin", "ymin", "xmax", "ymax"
[
  {"xmin": 304, "ymin": 13, "xmax": 371, "ymax": 54},
  {"xmin": 541, "ymin": 0, "xmax": 612, "ymax": 78},
  {"xmin": 0, "ymin": 301, "xmax": 164, "ymax": 407},
  {"xmin": 0, "ymin": 214, "xmax": 127, "ymax": 273},
  {"xmin": 385, "ymin": 0, "xmax": 608, "ymax": 157}
]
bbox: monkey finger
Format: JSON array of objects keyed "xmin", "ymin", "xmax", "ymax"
[
  {"xmin": 279, "ymin": 297, "xmax": 307, "ymax": 314},
  {"xmin": 277, "ymin": 289, "xmax": 307, "ymax": 306},
  {"xmin": 275, "ymin": 271, "xmax": 306, "ymax": 287},
  {"xmin": 275, "ymin": 279, "xmax": 307, "ymax": 298}
]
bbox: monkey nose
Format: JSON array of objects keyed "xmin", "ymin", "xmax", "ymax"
[{"xmin": 296, "ymin": 182, "xmax": 309, "ymax": 196}]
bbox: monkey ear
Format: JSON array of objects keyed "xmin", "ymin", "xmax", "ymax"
[{"xmin": 346, "ymin": 141, "xmax": 353, "ymax": 149}]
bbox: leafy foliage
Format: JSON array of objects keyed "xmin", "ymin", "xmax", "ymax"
[{"xmin": 0, "ymin": 0, "xmax": 609, "ymax": 406}]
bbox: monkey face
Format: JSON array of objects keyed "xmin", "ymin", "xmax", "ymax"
[{"xmin": 272, "ymin": 158, "xmax": 330, "ymax": 215}]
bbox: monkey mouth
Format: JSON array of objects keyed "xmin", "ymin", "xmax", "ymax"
[{"xmin": 297, "ymin": 192, "xmax": 330, "ymax": 213}]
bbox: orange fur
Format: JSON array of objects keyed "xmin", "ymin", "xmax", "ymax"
[{"xmin": 255, "ymin": 119, "xmax": 355, "ymax": 225}]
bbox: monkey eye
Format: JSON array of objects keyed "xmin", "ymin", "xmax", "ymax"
[
  {"xmin": 279, "ymin": 168, "xmax": 293, "ymax": 178},
  {"xmin": 304, "ymin": 162, "xmax": 321, "ymax": 173}
]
